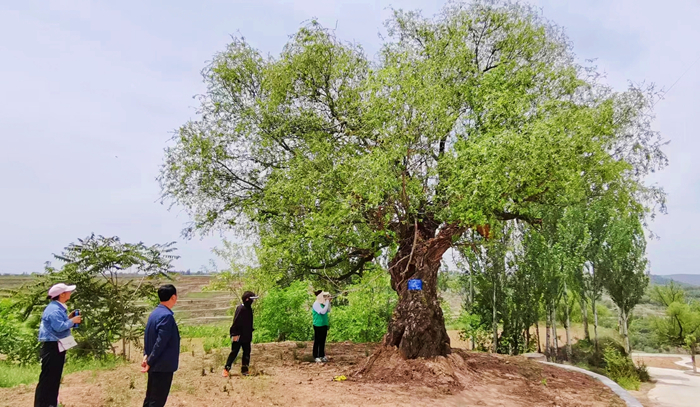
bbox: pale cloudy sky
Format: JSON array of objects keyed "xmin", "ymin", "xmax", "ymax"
[{"xmin": 0, "ymin": 0, "xmax": 698, "ymax": 275}]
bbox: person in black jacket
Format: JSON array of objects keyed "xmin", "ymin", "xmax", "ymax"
[
  {"xmin": 223, "ymin": 291, "xmax": 256, "ymax": 377},
  {"xmin": 141, "ymin": 284, "xmax": 180, "ymax": 407}
]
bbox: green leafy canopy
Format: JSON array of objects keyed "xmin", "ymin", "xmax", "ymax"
[{"xmin": 160, "ymin": 0, "xmax": 666, "ymax": 284}]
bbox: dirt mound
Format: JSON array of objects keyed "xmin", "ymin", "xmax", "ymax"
[
  {"xmin": 354, "ymin": 346, "xmax": 469, "ymax": 391},
  {"xmin": 353, "ymin": 347, "xmax": 626, "ymax": 406}
]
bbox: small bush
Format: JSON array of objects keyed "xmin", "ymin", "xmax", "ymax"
[
  {"xmin": 327, "ymin": 270, "xmax": 396, "ymax": 343},
  {"xmin": 635, "ymin": 361, "xmax": 650, "ymax": 382},
  {"xmin": 253, "ymin": 281, "xmax": 313, "ymax": 343},
  {"xmin": 456, "ymin": 312, "xmax": 491, "ymax": 351},
  {"xmin": 615, "ymin": 375, "xmax": 640, "ymax": 391},
  {"xmin": 604, "ymin": 346, "xmax": 641, "ymax": 390}
]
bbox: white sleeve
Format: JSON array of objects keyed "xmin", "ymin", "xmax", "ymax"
[{"xmin": 312, "ymin": 301, "xmax": 329, "ymax": 315}]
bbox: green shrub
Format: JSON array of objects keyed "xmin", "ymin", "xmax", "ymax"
[
  {"xmin": 636, "ymin": 361, "xmax": 650, "ymax": 382},
  {"xmin": 327, "ymin": 270, "xmax": 396, "ymax": 343},
  {"xmin": 604, "ymin": 346, "xmax": 641, "ymax": 390},
  {"xmin": 0, "ymin": 299, "xmax": 40, "ymax": 365},
  {"xmin": 615, "ymin": 375, "xmax": 640, "ymax": 391},
  {"xmin": 253, "ymin": 280, "xmax": 313, "ymax": 342},
  {"xmin": 456, "ymin": 312, "xmax": 492, "ymax": 351}
]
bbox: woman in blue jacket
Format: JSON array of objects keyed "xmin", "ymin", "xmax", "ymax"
[{"xmin": 35, "ymin": 283, "xmax": 82, "ymax": 407}]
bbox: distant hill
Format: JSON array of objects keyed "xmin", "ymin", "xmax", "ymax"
[{"xmin": 651, "ymin": 274, "xmax": 700, "ymax": 287}]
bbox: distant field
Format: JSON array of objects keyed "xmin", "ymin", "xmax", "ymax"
[
  {"xmin": 172, "ymin": 275, "xmax": 235, "ymax": 325},
  {"xmin": 0, "ymin": 276, "xmax": 33, "ymax": 298},
  {"xmin": 0, "ymin": 275, "xmax": 235, "ymax": 326}
]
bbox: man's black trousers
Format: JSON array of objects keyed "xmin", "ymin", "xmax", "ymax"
[
  {"xmin": 143, "ymin": 372, "xmax": 173, "ymax": 407},
  {"xmin": 225, "ymin": 340, "xmax": 251, "ymax": 373},
  {"xmin": 34, "ymin": 341, "xmax": 65, "ymax": 407}
]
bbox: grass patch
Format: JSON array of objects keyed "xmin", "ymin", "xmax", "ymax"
[
  {"xmin": 568, "ymin": 337, "xmax": 649, "ymax": 390},
  {"xmin": 0, "ymin": 362, "xmax": 38, "ymax": 387},
  {"xmin": 0, "ymin": 357, "xmax": 126, "ymax": 388},
  {"xmin": 179, "ymin": 324, "xmax": 229, "ymax": 339},
  {"xmin": 181, "ymin": 292, "xmax": 229, "ymax": 299}
]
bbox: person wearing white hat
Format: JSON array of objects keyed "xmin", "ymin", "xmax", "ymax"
[
  {"xmin": 34, "ymin": 283, "xmax": 82, "ymax": 407},
  {"xmin": 312, "ymin": 290, "xmax": 332, "ymax": 363}
]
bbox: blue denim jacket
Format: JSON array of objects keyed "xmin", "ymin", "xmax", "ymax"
[{"xmin": 38, "ymin": 301, "xmax": 74, "ymax": 342}]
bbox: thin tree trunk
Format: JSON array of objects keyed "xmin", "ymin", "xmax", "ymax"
[
  {"xmin": 469, "ymin": 267, "xmax": 475, "ymax": 350},
  {"xmin": 552, "ymin": 302, "xmax": 559, "ymax": 362},
  {"xmin": 592, "ymin": 297, "xmax": 600, "ymax": 352},
  {"xmin": 691, "ymin": 345, "xmax": 697, "ymax": 374},
  {"xmin": 545, "ymin": 305, "xmax": 552, "ymax": 361},
  {"xmin": 621, "ymin": 309, "xmax": 631, "ymax": 355},
  {"xmin": 564, "ymin": 285, "xmax": 572, "ymax": 361},
  {"xmin": 580, "ymin": 296, "xmax": 590, "ymax": 342},
  {"xmin": 492, "ymin": 273, "xmax": 498, "ymax": 353},
  {"xmin": 526, "ymin": 327, "xmax": 531, "ymax": 353},
  {"xmin": 535, "ymin": 319, "xmax": 542, "ymax": 354}
]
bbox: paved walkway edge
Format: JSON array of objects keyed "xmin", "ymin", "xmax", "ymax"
[{"xmin": 538, "ymin": 361, "xmax": 643, "ymax": 407}]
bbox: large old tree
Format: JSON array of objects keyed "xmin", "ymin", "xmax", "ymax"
[{"xmin": 160, "ymin": 1, "xmax": 665, "ymax": 358}]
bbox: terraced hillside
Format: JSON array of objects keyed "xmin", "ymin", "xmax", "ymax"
[
  {"xmin": 170, "ymin": 275, "xmax": 236, "ymax": 325},
  {"xmin": 0, "ymin": 275, "xmax": 33, "ymax": 299},
  {"xmin": 0, "ymin": 274, "xmax": 236, "ymax": 325}
]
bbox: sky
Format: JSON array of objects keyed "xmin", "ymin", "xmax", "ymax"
[{"xmin": 0, "ymin": 0, "xmax": 698, "ymax": 275}]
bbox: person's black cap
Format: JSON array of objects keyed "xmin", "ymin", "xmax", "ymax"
[{"xmin": 242, "ymin": 291, "xmax": 256, "ymax": 301}]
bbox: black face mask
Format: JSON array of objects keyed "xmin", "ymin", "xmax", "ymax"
[{"xmin": 244, "ymin": 299, "xmax": 253, "ymax": 308}]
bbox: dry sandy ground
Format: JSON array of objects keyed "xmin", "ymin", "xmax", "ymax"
[
  {"xmin": 2, "ymin": 342, "xmax": 626, "ymax": 407},
  {"xmin": 631, "ymin": 356, "xmax": 687, "ymax": 371}
]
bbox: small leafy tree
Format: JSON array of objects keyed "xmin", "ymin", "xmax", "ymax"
[
  {"xmin": 600, "ymin": 216, "xmax": 649, "ymax": 354},
  {"xmin": 16, "ymin": 235, "xmax": 178, "ymax": 359},
  {"xmin": 652, "ymin": 284, "xmax": 700, "ymax": 373}
]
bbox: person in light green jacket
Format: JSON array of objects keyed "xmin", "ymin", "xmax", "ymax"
[{"xmin": 312, "ymin": 290, "xmax": 331, "ymax": 363}]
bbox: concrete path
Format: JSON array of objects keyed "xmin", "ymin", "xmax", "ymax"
[
  {"xmin": 646, "ymin": 366, "xmax": 700, "ymax": 407},
  {"xmin": 631, "ymin": 353, "xmax": 700, "ymax": 407},
  {"xmin": 539, "ymin": 361, "xmax": 643, "ymax": 407}
]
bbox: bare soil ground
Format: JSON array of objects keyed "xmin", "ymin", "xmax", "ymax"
[
  {"xmin": 629, "ymin": 382, "xmax": 656, "ymax": 407},
  {"xmin": 1, "ymin": 341, "xmax": 626, "ymax": 407},
  {"xmin": 631, "ymin": 356, "xmax": 686, "ymax": 371}
]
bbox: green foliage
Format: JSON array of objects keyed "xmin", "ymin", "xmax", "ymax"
[
  {"xmin": 0, "ymin": 361, "xmax": 38, "ymax": 388},
  {"xmin": 159, "ymin": 1, "xmax": 666, "ymax": 351},
  {"xmin": 629, "ymin": 316, "xmax": 664, "ymax": 352},
  {"xmin": 203, "ymin": 336, "xmax": 230, "ymax": 353},
  {"xmin": 179, "ymin": 324, "xmax": 229, "ymax": 339},
  {"xmin": 13, "ymin": 235, "xmax": 177, "ymax": 360},
  {"xmin": 253, "ymin": 281, "xmax": 313, "ymax": 342},
  {"xmin": 651, "ymin": 284, "xmax": 700, "ymax": 357},
  {"xmin": 245, "ymin": 270, "xmax": 396, "ymax": 344},
  {"xmin": 327, "ymin": 270, "xmax": 396, "ymax": 343},
  {"xmin": 603, "ymin": 346, "xmax": 641, "ymax": 390},
  {"xmin": 0, "ymin": 299, "xmax": 40, "ymax": 365},
  {"xmin": 0, "ymin": 355, "xmax": 125, "ymax": 388},
  {"xmin": 456, "ymin": 312, "xmax": 491, "ymax": 352}
]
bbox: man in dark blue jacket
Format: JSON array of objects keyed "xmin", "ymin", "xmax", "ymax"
[{"xmin": 141, "ymin": 284, "xmax": 180, "ymax": 407}]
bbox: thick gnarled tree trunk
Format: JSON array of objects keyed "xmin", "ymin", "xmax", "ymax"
[{"xmin": 383, "ymin": 221, "xmax": 464, "ymax": 359}]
